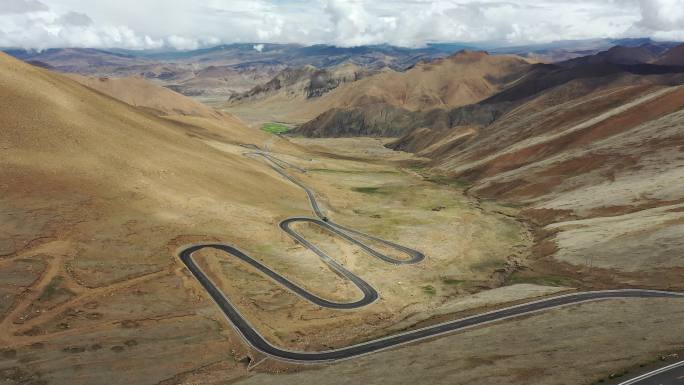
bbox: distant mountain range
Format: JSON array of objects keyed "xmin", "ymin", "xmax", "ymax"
[
  {"xmin": 3, "ymin": 38, "xmax": 681, "ymax": 100},
  {"xmin": 289, "ymin": 41, "xmax": 684, "ymax": 138},
  {"xmin": 1, "ymin": 44, "xmax": 449, "ymax": 99}
]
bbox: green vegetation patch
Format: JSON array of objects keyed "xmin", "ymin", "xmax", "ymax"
[
  {"xmin": 424, "ymin": 174, "xmax": 472, "ymax": 189},
  {"xmin": 352, "ymin": 187, "xmax": 383, "ymax": 194},
  {"xmin": 351, "ymin": 185, "xmax": 404, "ymax": 195},
  {"xmin": 39, "ymin": 276, "xmax": 74, "ymax": 302},
  {"xmin": 440, "ymin": 277, "xmax": 465, "ymax": 285},
  {"xmin": 407, "ymin": 165, "xmax": 427, "ymax": 172},
  {"xmin": 471, "ymin": 259, "xmax": 507, "ymax": 272},
  {"xmin": 421, "ymin": 285, "xmax": 437, "ymax": 295},
  {"xmin": 261, "ymin": 123, "xmax": 291, "ymax": 134}
]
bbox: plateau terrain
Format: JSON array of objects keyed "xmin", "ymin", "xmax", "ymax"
[{"xmin": 2, "ymin": 9, "xmax": 684, "ymax": 384}]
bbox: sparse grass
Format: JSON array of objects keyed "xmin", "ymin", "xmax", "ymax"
[
  {"xmin": 310, "ymin": 168, "xmax": 397, "ymax": 174},
  {"xmin": 40, "ymin": 276, "xmax": 62, "ymax": 301},
  {"xmin": 310, "ymin": 168, "xmax": 362, "ymax": 174},
  {"xmin": 452, "ymin": 179, "xmax": 473, "ymax": 189},
  {"xmin": 261, "ymin": 122, "xmax": 291, "ymax": 134},
  {"xmin": 352, "ymin": 187, "xmax": 383, "ymax": 194},
  {"xmin": 39, "ymin": 276, "xmax": 73, "ymax": 301},
  {"xmin": 591, "ymin": 369, "xmax": 631, "ymax": 385},
  {"xmin": 252, "ymin": 243, "xmax": 276, "ymax": 256},
  {"xmin": 421, "ymin": 285, "xmax": 437, "ymax": 295},
  {"xmin": 470, "ymin": 259, "xmax": 506, "ymax": 272},
  {"xmin": 507, "ymin": 274, "xmax": 577, "ymax": 287},
  {"xmin": 440, "ymin": 277, "xmax": 465, "ymax": 285},
  {"xmin": 424, "ymin": 174, "xmax": 472, "ymax": 189},
  {"xmin": 498, "ymin": 201, "xmax": 525, "ymax": 209},
  {"xmin": 498, "ymin": 221, "xmax": 524, "ymax": 242},
  {"xmin": 407, "ymin": 165, "xmax": 427, "ymax": 171}
]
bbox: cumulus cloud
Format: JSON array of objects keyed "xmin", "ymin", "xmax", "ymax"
[
  {"xmin": 0, "ymin": 1, "xmax": 197, "ymax": 50},
  {"xmin": 166, "ymin": 35, "xmax": 200, "ymax": 50},
  {"xmin": 0, "ymin": 0, "xmax": 681, "ymax": 50},
  {"xmin": 0, "ymin": 12, "xmax": 165, "ymax": 50},
  {"xmin": 626, "ymin": 0, "xmax": 684, "ymax": 40},
  {"xmin": 315, "ymin": 0, "xmax": 636, "ymax": 47}
]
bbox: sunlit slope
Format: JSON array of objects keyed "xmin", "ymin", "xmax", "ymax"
[
  {"xmin": 0, "ymin": 51, "xmax": 303, "ymax": 283},
  {"xmin": 395, "ymin": 78, "xmax": 684, "ymax": 277},
  {"xmin": 225, "ymin": 51, "xmax": 530, "ymax": 128},
  {"xmin": 313, "ymin": 51, "xmax": 529, "ymax": 112},
  {"xmin": 67, "ymin": 74, "xmax": 222, "ymax": 118}
]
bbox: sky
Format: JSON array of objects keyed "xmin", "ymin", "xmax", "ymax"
[{"xmin": 1, "ymin": 0, "xmax": 683, "ymax": 50}]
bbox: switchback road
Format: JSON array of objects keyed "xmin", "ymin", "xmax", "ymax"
[{"xmin": 179, "ymin": 145, "xmax": 684, "ymax": 363}]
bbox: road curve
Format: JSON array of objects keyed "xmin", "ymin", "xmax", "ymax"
[
  {"xmin": 183, "ymin": 144, "xmax": 424, "ymax": 310},
  {"xmin": 179, "ymin": 145, "xmax": 684, "ymax": 363}
]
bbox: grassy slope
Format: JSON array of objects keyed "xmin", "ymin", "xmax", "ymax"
[{"xmin": 261, "ymin": 122, "xmax": 291, "ymax": 134}]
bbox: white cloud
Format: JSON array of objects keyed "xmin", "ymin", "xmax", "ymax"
[
  {"xmin": 57, "ymin": 11, "xmax": 91, "ymax": 26},
  {"xmin": 0, "ymin": 2, "xmax": 195, "ymax": 50},
  {"xmin": 0, "ymin": 0, "xmax": 681, "ymax": 50},
  {"xmin": 253, "ymin": 43, "xmax": 264, "ymax": 52},
  {"xmin": 0, "ymin": 0, "xmax": 48, "ymax": 14},
  {"xmin": 166, "ymin": 35, "xmax": 199, "ymax": 50},
  {"xmin": 625, "ymin": 0, "xmax": 684, "ymax": 40}
]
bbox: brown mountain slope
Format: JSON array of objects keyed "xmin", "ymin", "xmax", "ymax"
[
  {"xmin": 388, "ymin": 69, "xmax": 674, "ymax": 156},
  {"xmin": 654, "ymin": 43, "xmax": 684, "ymax": 66},
  {"xmin": 564, "ymin": 44, "xmax": 667, "ymax": 66},
  {"xmin": 67, "ymin": 74, "xmax": 222, "ymax": 118},
  {"xmin": 309, "ymin": 50, "xmax": 530, "ymax": 112},
  {"xmin": 230, "ymin": 62, "xmax": 373, "ymax": 103},
  {"xmin": 296, "ymin": 101, "xmax": 504, "ymax": 138},
  {"xmin": 0, "ymin": 50, "xmax": 315, "ymax": 381},
  {"xmin": 339, "ymin": 52, "xmax": 684, "ymax": 141},
  {"xmin": 225, "ymin": 50, "xmax": 529, "ymax": 126},
  {"xmin": 223, "ymin": 62, "xmax": 381, "ymax": 124},
  {"xmin": 389, "ymin": 75, "xmax": 684, "ymax": 280},
  {"xmin": 0, "ymin": 51, "xmax": 542, "ymax": 384},
  {"xmin": 0, "ymin": 49, "xmax": 308, "ymax": 310},
  {"xmin": 166, "ymin": 63, "xmax": 284, "ymax": 98},
  {"xmin": 297, "ymin": 56, "xmax": 642, "ymax": 139},
  {"xmin": 7, "ymin": 48, "xmax": 149, "ymax": 74},
  {"xmin": 287, "ymin": 51, "xmax": 530, "ymax": 136},
  {"xmin": 295, "ymin": 44, "xmax": 684, "ymax": 139}
]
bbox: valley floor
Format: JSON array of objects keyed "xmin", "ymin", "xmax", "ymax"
[{"xmin": 3, "ymin": 135, "xmax": 684, "ymax": 385}]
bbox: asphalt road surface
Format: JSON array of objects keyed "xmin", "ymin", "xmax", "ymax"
[
  {"xmin": 178, "ymin": 144, "xmax": 684, "ymax": 363},
  {"xmin": 618, "ymin": 360, "xmax": 684, "ymax": 384}
]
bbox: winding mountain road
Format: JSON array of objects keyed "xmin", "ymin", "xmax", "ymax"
[{"xmin": 178, "ymin": 145, "xmax": 684, "ymax": 363}]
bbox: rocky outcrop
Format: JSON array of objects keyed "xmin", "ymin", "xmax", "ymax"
[
  {"xmin": 295, "ymin": 103, "xmax": 412, "ymax": 137},
  {"xmin": 230, "ymin": 63, "xmax": 372, "ymax": 102},
  {"xmin": 295, "ymin": 100, "xmax": 507, "ymax": 138}
]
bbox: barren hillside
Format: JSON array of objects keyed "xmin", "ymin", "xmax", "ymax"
[
  {"xmin": 0, "ymin": 50, "xmax": 309, "ymax": 272},
  {"xmin": 280, "ymin": 51, "xmax": 530, "ymax": 136},
  {"xmin": 388, "ymin": 67, "xmax": 684, "ymax": 287},
  {"xmin": 0, "ymin": 50, "xmax": 319, "ymax": 382},
  {"xmin": 315, "ymin": 51, "xmax": 530, "ymax": 111},
  {"xmin": 654, "ymin": 43, "xmax": 684, "ymax": 66},
  {"xmin": 0, "ymin": 52, "xmax": 536, "ymax": 384},
  {"xmin": 230, "ymin": 62, "xmax": 374, "ymax": 103},
  {"xmin": 67, "ymin": 74, "xmax": 222, "ymax": 118}
]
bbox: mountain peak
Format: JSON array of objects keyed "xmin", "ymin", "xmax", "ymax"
[{"xmin": 449, "ymin": 49, "xmax": 490, "ymax": 59}]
